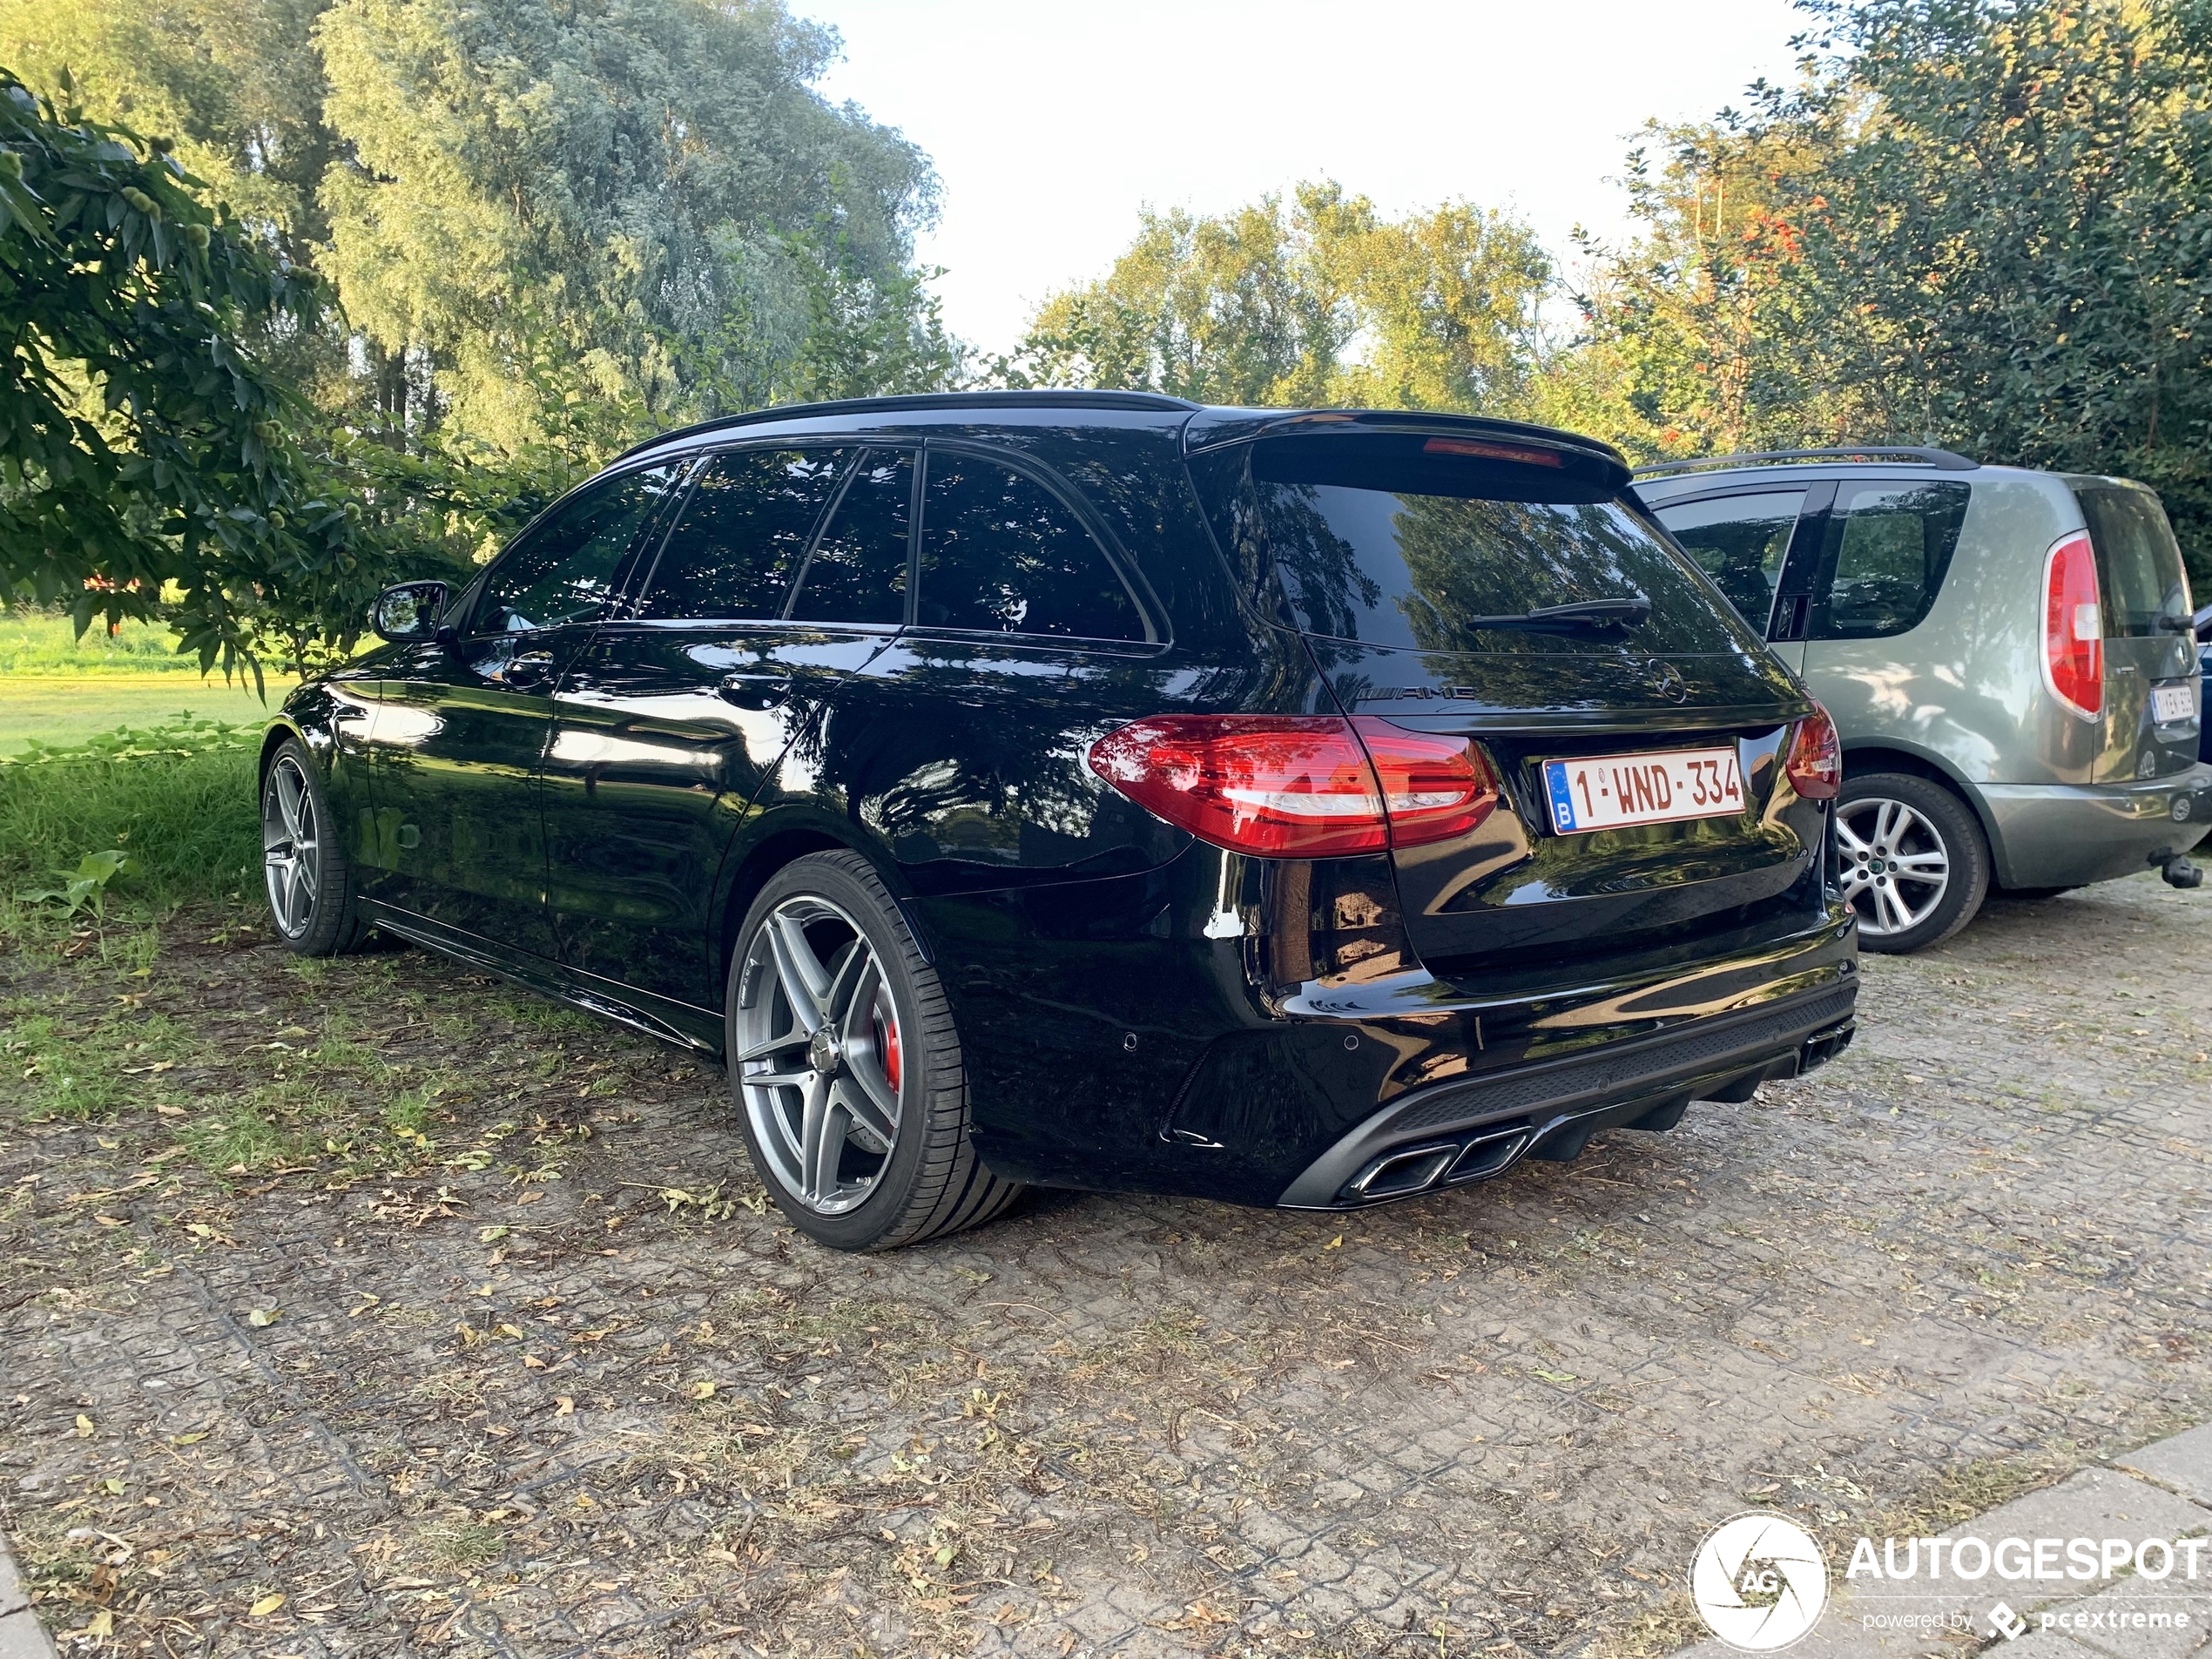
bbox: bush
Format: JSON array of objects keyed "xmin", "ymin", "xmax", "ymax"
[{"xmin": 0, "ymin": 718, "xmax": 260, "ymax": 919}]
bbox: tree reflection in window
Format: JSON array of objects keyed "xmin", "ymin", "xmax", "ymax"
[{"xmin": 1262, "ymin": 482, "xmax": 1744, "ymax": 657}]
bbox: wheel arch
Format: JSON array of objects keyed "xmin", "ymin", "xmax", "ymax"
[
  {"xmin": 258, "ymin": 718, "xmax": 307, "ymax": 786},
  {"xmin": 1838, "ymin": 738, "xmax": 2010, "ymax": 881},
  {"xmin": 711, "ymin": 818, "xmax": 927, "ymax": 1001}
]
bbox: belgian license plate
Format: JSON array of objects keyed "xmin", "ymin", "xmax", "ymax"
[
  {"xmin": 1543, "ymin": 746, "xmax": 1743, "ymax": 834},
  {"xmin": 2152, "ymin": 683, "xmax": 2197, "ymax": 724}
]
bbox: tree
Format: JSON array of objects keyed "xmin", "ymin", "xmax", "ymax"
[
  {"xmin": 314, "ymin": 0, "xmax": 955, "ymax": 453},
  {"xmin": 1792, "ymin": 0, "xmax": 2212, "ymax": 577},
  {"xmin": 1014, "ymin": 180, "xmax": 1549, "ymax": 416},
  {"xmin": 0, "ymin": 71, "xmax": 380, "ymax": 677},
  {"xmin": 1580, "ymin": 0, "xmax": 2212, "ymax": 578}
]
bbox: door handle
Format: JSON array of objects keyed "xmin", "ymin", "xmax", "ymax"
[
  {"xmin": 718, "ymin": 674, "xmax": 793, "ymax": 711},
  {"xmin": 500, "ymin": 651, "xmax": 556, "ymax": 690}
]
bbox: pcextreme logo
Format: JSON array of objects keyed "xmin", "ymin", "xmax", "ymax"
[{"xmin": 1689, "ymin": 1512, "xmax": 1831, "ymax": 1652}]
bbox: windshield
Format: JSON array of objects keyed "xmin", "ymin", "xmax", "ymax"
[{"xmin": 1234, "ymin": 451, "xmax": 1748, "ymax": 657}]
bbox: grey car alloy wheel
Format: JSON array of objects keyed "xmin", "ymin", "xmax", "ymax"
[
  {"xmin": 262, "ymin": 752, "xmax": 323, "ymax": 940},
  {"xmin": 1836, "ymin": 794, "xmax": 1950, "ymax": 937},
  {"xmin": 733, "ymin": 893, "xmax": 907, "ymax": 1216}
]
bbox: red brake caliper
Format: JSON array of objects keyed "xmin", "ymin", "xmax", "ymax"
[{"xmin": 880, "ymin": 1009, "xmax": 902, "ymax": 1095}]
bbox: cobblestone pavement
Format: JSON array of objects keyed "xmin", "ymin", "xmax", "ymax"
[{"xmin": 3, "ymin": 873, "xmax": 2209, "ymax": 1658}]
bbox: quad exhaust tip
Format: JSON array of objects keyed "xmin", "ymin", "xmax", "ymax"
[
  {"xmin": 1330, "ymin": 1019, "xmax": 1858, "ymax": 1206},
  {"xmin": 1340, "ymin": 1121, "xmax": 1534, "ymax": 1203}
]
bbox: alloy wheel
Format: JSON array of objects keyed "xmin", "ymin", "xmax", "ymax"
[
  {"xmin": 1837, "ymin": 795, "xmax": 1950, "ymax": 937},
  {"xmin": 733, "ymin": 894, "xmax": 906, "ymax": 1215},
  {"xmin": 262, "ymin": 754, "xmax": 322, "ymax": 939}
]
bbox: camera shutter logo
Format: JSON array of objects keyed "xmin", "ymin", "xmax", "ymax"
[{"xmin": 1689, "ymin": 1512, "xmax": 1830, "ymax": 1651}]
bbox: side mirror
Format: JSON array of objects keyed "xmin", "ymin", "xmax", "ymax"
[{"xmin": 371, "ymin": 581, "xmax": 451, "ymax": 644}]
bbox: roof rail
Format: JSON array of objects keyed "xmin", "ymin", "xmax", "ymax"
[
  {"xmin": 1632, "ymin": 444, "xmax": 1979, "ymax": 479},
  {"xmin": 612, "ymin": 389, "xmax": 1202, "ymax": 462}
]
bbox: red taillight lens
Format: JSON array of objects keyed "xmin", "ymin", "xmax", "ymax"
[
  {"xmin": 1351, "ymin": 718, "xmax": 1500, "ymax": 846},
  {"xmin": 2043, "ymin": 531, "xmax": 2103, "ymax": 719},
  {"xmin": 1784, "ymin": 705, "xmax": 1842, "ymax": 800},
  {"xmin": 1086, "ymin": 715, "xmax": 1498, "ymax": 858}
]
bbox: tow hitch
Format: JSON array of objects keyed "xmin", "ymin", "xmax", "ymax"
[{"xmin": 2150, "ymin": 846, "xmax": 2205, "ymax": 889}]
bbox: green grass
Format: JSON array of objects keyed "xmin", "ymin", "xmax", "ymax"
[
  {"xmin": 0, "ymin": 610, "xmax": 203, "ymax": 674},
  {"xmin": 0, "ymin": 723, "xmax": 261, "ymax": 922},
  {"xmin": 0, "ymin": 677, "xmax": 293, "ymax": 755}
]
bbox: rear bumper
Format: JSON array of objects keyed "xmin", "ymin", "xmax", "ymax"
[
  {"xmin": 1980, "ymin": 765, "xmax": 2212, "ymax": 887},
  {"xmin": 932, "ymin": 843, "xmax": 1856, "ymax": 1208},
  {"xmin": 1277, "ymin": 981, "xmax": 1855, "ymax": 1208}
]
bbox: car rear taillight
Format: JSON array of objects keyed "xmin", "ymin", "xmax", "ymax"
[
  {"xmin": 1354, "ymin": 718, "xmax": 1501, "ymax": 846},
  {"xmin": 2043, "ymin": 531, "xmax": 2103, "ymax": 719},
  {"xmin": 1784, "ymin": 705, "xmax": 1842, "ymax": 800},
  {"xmin": 1086, "ymin": 715, "xmax": 1498, "ymax": 858}
]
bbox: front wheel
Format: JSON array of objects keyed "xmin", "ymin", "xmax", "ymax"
[
  {"xmin": 261, "ymin": 738, "xmax": 368, "ymax": 956},
  {"xmin": 725, "ymin": 850, "xmax": 1022, "ymax": 1251},
  {"xmin": 1835, "ymin": 772, "xmax": 1990, "ymax": 954}
]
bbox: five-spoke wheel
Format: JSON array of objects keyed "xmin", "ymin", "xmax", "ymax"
[
  {"xmin": 263, "ymin": 752, "xmax": 323, "ymax": 941},
  {"xmin": 734, "ymin": 894, "xmax": 907, "ymax": 1215},
  {"xmin": 725, "ymin": 851, "xmax": 1022, "ymax": 1250},
  {"xmin": 259, "ymin": 738, "xmax": 368, "ymax": 956}
]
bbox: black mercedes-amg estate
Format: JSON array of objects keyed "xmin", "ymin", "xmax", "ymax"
[{"xmin": 261, "ymin": 392, "xmax": 1858, "ymax": 1250}]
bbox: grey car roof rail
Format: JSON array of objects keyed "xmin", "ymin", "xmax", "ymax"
[{"xmin": 1632, "ymin": 444, "xmax": 1980, "ymax": 478}]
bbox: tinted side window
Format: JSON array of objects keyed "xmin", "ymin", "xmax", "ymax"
[
  {"xmin": 1652, "ymin": 490, "xmax": 1805, "ymax": 636},
  {"xmin": 918, "ymin": 451, "xmax": 1144, "ymax": 640},
  {"xmin": 1809, "ymin": 481, "xmax": 1970, "ymax": 641},
  {"xmin": 789, "ymin": 448, "xmax": 911, "ymax": 626},
  {"xmin": 639, "ymin": 448, "xmax": 850, "ymax": 621},
  {"xmin": 2076, "ymin": 485, "xmax": 2190, "ymax": 637},
  {"xmin": 477, "ymin": 465, "xmax": 680, "ymax": 634}
]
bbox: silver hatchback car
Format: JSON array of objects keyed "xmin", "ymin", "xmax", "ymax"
[{"xmin": 1635, "ymin": 447, "xmax": 2212, "ymax": 952}]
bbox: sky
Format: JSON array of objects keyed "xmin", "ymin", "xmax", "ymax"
[{"xmin": 799, "ymin": 0, "xmax": 1816, "ymax": 359}]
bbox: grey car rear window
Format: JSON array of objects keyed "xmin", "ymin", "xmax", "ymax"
[{"xmin": 2076, "ymin": 485, "xmax": 2191, "ymax": 637}]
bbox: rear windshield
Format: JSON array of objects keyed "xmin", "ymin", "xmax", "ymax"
[
  {"xmin": 2076, "ymin": 484, "xmax": 2191, "ymax": 637},
  {"xmin": 1214, "ymin": 438, "xmax": 1747, "ymax": 655}
]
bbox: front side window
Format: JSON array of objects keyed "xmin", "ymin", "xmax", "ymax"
[
  {"xmin": 639, "ymin": 448, "xmax": 851, "ymax": 622},
  {"xmin": 1653, "ymin": 490, "xmax": 1806, "ymax": 637},
  {"xmin": 918, "ymin": 451, "xmax": 1144, "ymax": 640},
  {"xmin": 1808, "ymin": 481, "xmax": 1970, "ymax": 641},
  {"xmin": 2076, "ymin": 485, "xmax": 2191, "ymax": 637},
  {"xmin": 476, "ymin": 465, "xmax": 680, "ymax": 635},
  {"xmin": 789, "ymin": 448, "xmax": 912, "ymax": 626}
]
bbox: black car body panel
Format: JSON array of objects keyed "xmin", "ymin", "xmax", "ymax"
[{"xmin": 270, "ymin": 393, "xmax": 1857, "ymax": 1214}]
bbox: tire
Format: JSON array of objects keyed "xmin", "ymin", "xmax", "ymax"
[
  {"xmin": 724, "ymin": 850, "xmax": 1022, "ymax": 1251},
  {"xmin": 260, "ymin": 738, "xmax": 369, "ymax": 956},
  {"xmin": 1835, "ymin": 772, "xmax": 1990, "ymax": 954}
]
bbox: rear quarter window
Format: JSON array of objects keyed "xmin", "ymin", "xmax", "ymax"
[{"xmin": 1808, "ymin": 481, "xmax": 1970, "ymax": 641}]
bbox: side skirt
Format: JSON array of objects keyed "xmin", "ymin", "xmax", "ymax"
[{"xmin": 356, "ymin": 900, "xmax": 723, "ymax": 1060}]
